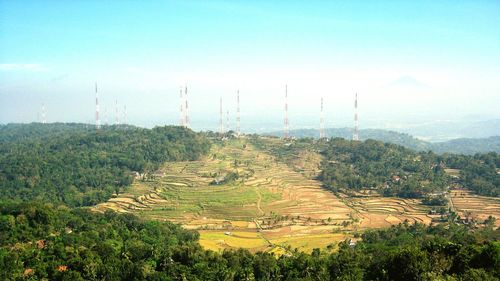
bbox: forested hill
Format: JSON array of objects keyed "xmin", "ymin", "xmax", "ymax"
[
  {"xmin": 320, "ymin": 138, "xmax": 448, "ymax": 198},
  {"xmin": 431, "ymin": 136, "xmax": 500, "ymax": 155},
  {"xmin": 265, "ymin": 128, "xmax": 500, "ymax": 154},
  {"xmin": 320, "ymin": 138, "xmax": 500, "ymax": 197},
  {"xmin": 0, "ymin": 123, "xmax": 211, "ymax": 207}
]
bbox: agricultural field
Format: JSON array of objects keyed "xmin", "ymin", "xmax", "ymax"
[
  {"xmin": 340, "ymin": 193, "xmax": 436, "ymax": 229},
  {"xmin": 94, "ymin": 137, "xmax": 497, "ymax": 254},
  {"xmin": 94, "ymin": 137, "xmax": 355, "ymax": 253},
  {"xmin": 450, "ymin": 189, "xmax": 500, "ymax": 227}
]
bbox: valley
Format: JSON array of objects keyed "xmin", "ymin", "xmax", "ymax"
[{"xmin": 93, "ymin": 137, "xmax": 474, "ymax": 253}]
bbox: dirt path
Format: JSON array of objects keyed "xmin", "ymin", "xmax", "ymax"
[
  {"xmin": 447, "ymin": 192, "xmax": 456, "ymax": 213},
  {"xmin": 254, "ymin": 187, "xmax": 264, "ymax": 216}
]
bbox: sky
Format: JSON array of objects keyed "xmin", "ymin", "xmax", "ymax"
[{"xmin": 1, "ymin": 0, "xmax": 499, "ymax": 132}]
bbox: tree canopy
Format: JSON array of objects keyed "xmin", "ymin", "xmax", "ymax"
[
  {"xmin": 0, "ymin": 124, "xmax": 211, "ymax": 206},
  {"xmin": 0, "ymin": 202, "xmax": 498, "ymax": 280},
  {"xmin": 320, "ymin": 138, "xmax": 499, "ymax": 198}
]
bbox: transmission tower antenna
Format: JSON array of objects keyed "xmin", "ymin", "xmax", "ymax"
[
  {"xmin": 95, "ymin": 82, "xmax": 100, "ymax": 130},
  {"xmin": 320, "ymin": 97, "xmax": 325, "ymax": 139},
  {"xmin": 179, "ymin": 86, "xmax": 184, "ymax": 126},
  {"xmin": 353, "ymin": 93, "xmax": 359, "ymax": 141},
  {"xmin": 41, "ymin": 103, "xmax": 46, "ymax": 124},
  {"xmin": 284, "ymin": 84, "xmax": 289, "ymax": 139},
  {"xmin": 219, "ymin": 97, "xmax": 224, "ymax": 135},
  {"xmin": 184, "ymin": 84, "xmax": 189, "ymax": 128},
  {"xmin": 236, "ymin": 90, "xmax": 241, "ymax": 137},
  {"xmin": 115, "ymin": 99, "xmax": 119, "ymax": 125}
]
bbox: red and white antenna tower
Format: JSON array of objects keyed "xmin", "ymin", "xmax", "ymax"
[
  {"xmin": 184, "ymin": 83, "xmax": 189, "ymax": 128},
  {"xmin": 226, "ymin": 110, "xmax": 230, "ymax": 132},
  {"xmin": 353, "ymin": 93, "xmax": 359, "ymax": 141},
  {"xmin": 179, "ymin": 86, "xmax": 185, "ymax": 127},
  {"xmin": 219, "ymin": 97, "xmax": 224, "ymax": 135},
  {"xmin": 41, "ymin": 103, "xmax": 46, "ymax": 124},
  {"xmin": 284, "ymin": 84, "xmax": 289, "ymax": 139},
  {"xmin": 320, "ymin": 97, "xmax": 325, "ymax": 139},
  {"xmin": 115, "ymin": 99, "xmax": 119, "ymax": 125},
  {"xmin": 236, "ymin": 90, "xmax": 241, "ymax": 137},
  {"xmin": 95, "ymin": 82, "xmax": 100, "ymax": 130}
]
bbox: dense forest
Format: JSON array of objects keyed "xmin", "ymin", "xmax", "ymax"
[
  {"xmin": 0, "ymin": 124, "xmax": 211, "ymax": 207},
  {"xmin": 320, "ymin": 138, "xmax": 499, "ymax": 198},
  {"xmin": 442, "ymin": 152, "xmax": 500, "ymax": 197},
  {"xmin": 0, "ymin": 202, "xmax": 498, "ymax": 280},
  {"xmin": 320, "ymin": 138, "xmax": 448, "ymax": 198}
]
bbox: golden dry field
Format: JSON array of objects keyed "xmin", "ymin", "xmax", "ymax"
[
  {"xmin": 450, "ymin": 189, "xmax": 500, "ymax": 227},
  {"xmin": 342, "ymin": 195, "xmax": 436, "ymax": 229}
]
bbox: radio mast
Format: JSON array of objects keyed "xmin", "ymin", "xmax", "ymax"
[
  {"xmin": 184, "ymin": 84, "xmax": 189, "ymax": 128},
  {"xmin": 95, "ymin": 83, "xmax": 100, "ymax": 130},
  {"xmin": 219, "ymin": 97, "xmax": 224, "ymax": 135},
  {"xmin": 179, "ymin": 86, "xmax": 185, "ymax": 126},
  {"xmin": 41, "ymin": 103, "xmax": 46, "ymax": 124},
  {"xmin": 236, "ymin": 90, "xmax": 241, "ymax": 137},
  {"xmin": 284, "ymin": 85, "xmax": 289, "ymax": 139},
  {"xmin": 353, "ymin": 93, "xmax": 359, "ymax": 141},
  {"xmin": 320, "ymin": 97, "xmax": 325, "ymax": 139}
]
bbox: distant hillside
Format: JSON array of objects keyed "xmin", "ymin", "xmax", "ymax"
[
  {"xmin": 265, "ymin": 128, "xmax": 500, "ymax": 154},
  {"xmin": 430, "ymin": 136, "xmax": 500, "ymax": 155}
]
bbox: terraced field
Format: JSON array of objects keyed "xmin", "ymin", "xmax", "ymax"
[
  {"xmin": 341, "ymin": 194, "xmax": 435, "ymax": 228},
  {"xmin": 450, "ymin": 189, "xmax": 500, "ymax": 227},
  {"xmin": 94, "ymin": 137, "xmax": 466, "ymax": 253},
  {"xmin": 94, "ymin": 138, "xmax": 355, "ymax": 253}
]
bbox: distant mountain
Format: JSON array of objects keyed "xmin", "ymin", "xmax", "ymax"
[
  {"xmin": 265, "ymin": 128, "xmax": 500, "ymax": 155},
  {"xmin": 460, "ymin": 119, "xmax": 500, "ymax": 138},
  {"xmin": 383, "ymin": 75, "xmax": 431, "ymax": 91},
  {"xmin": 430, "ymin": 136, "xmax": 500, "ymax": 155}
]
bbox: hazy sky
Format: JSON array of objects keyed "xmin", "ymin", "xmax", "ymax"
[{"xmin": 1, "ymin": 0, "xmax": 499, "ymax": 131}]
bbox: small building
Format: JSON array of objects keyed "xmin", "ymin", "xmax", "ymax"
[
  {"xmin": 213, "ymin": 176, "xmax": 225, "ymax": 185},
  {"xmin": 348, "ymin": 239, "xmax": 357, "ymax": 247},
  {"xmin": 391, "ymin": 175, "xmax": 401, "ymax": 182},
  {"xmin": 57, "ymin": 265, "xmax": 68, "ymax": 272}
]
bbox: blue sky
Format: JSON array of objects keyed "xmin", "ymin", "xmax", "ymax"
[{"xmin": 1, "ymin": 0, "xmax": 499, "ymax": 131}]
